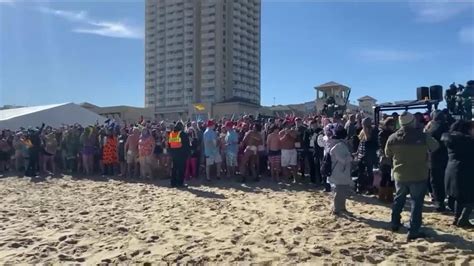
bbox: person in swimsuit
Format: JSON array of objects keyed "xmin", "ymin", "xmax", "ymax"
[
  {"xmin": 267, "ymin": 124, "xmax": 282, "ymax": 182},
  {"xmin": 240, "ymin": 123, "xmax": 263, "ymax": 183},
  {"xmin": 279, "ymin": 121, "xmax": 298, "ymax": 183},
  {"xmin": 125, "ymin": 127, "xmax": 140, "ymax": 178}
]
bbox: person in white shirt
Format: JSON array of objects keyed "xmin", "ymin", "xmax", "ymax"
[{"xmin": 317, "ymin": 123, "xmax": 338, "ymax": 192}]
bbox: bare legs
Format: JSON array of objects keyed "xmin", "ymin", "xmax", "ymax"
[{"xmin": 82, "ymin": 154, "xmax": 93, "ymax": 175}]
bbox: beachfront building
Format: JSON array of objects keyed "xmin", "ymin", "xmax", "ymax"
[
  {"xmin": 145, "ymin": 0, "xmax": 261, "ymax": 120},
  {"xmin": 357, "ymin": 95, "xmax": 377, "ymax": 116}
]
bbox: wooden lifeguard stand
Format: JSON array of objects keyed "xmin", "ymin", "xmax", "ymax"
[{"xmin": 314, "ymin": 81, "xmax": 351, "ymax": 114}]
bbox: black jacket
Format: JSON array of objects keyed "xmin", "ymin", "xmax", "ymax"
[
  {"xmin": 169, "ymin": 131, "xmax": 190, "ymax": 158},
  {"xmin": 442, "ymin": 132, "xmax": 474, "ymax": 203},
  {"xmin": 427, "ymin": 122, "xmax": 449, "ymax": 168},
  {"xmin": 313, "ymin": 127, "xmax": 324, "ymax": 159},
  {"xmin": 357, "ymin": 127, "xmax": 379, "ymax": 163},
  {"xmin": 28, "ymin": 123, "xmax": 45, "ymax": 149},
  {"xmin": 378, "ymin": 127, "xmax": 394, "ymax": 157},
  {"xmin": 302, "ymin": 127, "xmax": 316, "ymax": 151},
  {"xmin": 297, "ymin": 125, "xmax": 307, "ymax": 150}
]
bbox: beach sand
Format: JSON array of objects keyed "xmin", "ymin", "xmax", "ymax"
[{"xmin": 0, "ymin": 175, "xmax": 472, "ymax": 264}]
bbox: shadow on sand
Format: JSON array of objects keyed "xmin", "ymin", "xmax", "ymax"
[{"xmin": 344, "ymin": 212, "xmax": 474, "ymax": 252}]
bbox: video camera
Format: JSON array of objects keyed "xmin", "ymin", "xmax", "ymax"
[{"xmin": 445, "ymin": 81, "xmax": 473, "ymax": 120}]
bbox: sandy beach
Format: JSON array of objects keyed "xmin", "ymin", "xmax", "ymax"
[{"xmin": 0, "ymin": 175, "xmax": 472, "ymax": 264}]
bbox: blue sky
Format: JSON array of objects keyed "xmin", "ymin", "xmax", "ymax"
[{"xmin": 1, "ymin": 0, "xmax": 473, "ymax": 107}]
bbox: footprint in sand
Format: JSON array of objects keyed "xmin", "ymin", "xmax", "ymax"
[
  {"xmin": 374, "ymin": 234, "xmax": 391, "ymax": 242},
  {"xmin": 65, "ymin": 239, "xmax": 78, "ymax": 245},
  {"xmin": 73, "ymin": 245, "xmax": 88, "ymax": 256},
  {"xmin": 414, "ymin": 245, "xmax": 428, "ymax": 252},
  {"xmin": 147, "ymin": 235, "xmax": 160, "ymax": 243},
  {"xmin": 231, "ymin": 235, "xmax": 242, "ymax": 244},
  {"xmin": 418, "ymin": 255, "xmax": 441, "ymax": 263},
  {"xmin": 366, "ymin": 254, "xmax": 385, "ymax": 264},
  {"xmin": 117, "ymin": 226, "xmax": 129, "ymax": 233},
  {"xmin": 310, "ymin": 246, "xmax": 331, "ymax": 256},
  {"xmin": 8, "ymin": 238, "xmax": 34, "ymax": 249},
  {"xmin": 352, "ymin": 254, "xmax": 365, "ymax": 262},
  {"xmin": 58, "ymin": 254, "xmax": 75, "ymax": 261},
  {"xmin": 8, "ymin": 242, "xmax": 23, "ymax": 248},
  {"xmin": 339, "ymin": 248, "xmax": 351, "ymax": 256},
  {"xmin": 293, "ymin": 226, "xmax": 304, "ymax": 233}
]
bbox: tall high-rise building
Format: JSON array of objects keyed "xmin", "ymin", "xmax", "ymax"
[{"xmin": 145, "ymin": 0, "xmax": 261, "ymax": 119}]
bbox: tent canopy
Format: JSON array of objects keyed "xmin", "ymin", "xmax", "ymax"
[{"xmin": 0, "ymin": 103, "xmax": 107, "ymax": 130}]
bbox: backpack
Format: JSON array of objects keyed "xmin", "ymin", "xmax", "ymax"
[{"xmin": 321, "ymin": 153, "xmax": 333, "ymax": 177}]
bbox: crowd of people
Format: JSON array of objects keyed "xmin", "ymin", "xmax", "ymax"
[{"xmin": 0, "ymin": 109, "xmax": 473, "ymax": 240}]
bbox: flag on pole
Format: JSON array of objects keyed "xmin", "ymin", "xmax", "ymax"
[{"xmin": 193, "ymin": 103, "xmax": 206, "ymax": 111}]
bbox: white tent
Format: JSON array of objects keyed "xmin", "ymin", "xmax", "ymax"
[{"xmin": 0, "ymin": 103, "xmax": 107, "ymax": 130}]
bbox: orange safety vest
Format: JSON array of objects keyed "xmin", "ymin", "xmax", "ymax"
[{"xmin": 168, "ymin": 131, "xmax": 182, "ymax": 149}]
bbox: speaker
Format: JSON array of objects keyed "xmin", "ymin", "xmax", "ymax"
[
  {"xmin": 429, "ymin": 85, "xmax": 443, "ymax": 101},
  {"xmin": 417, "ymin": 86, "xmax": 430, "ymax": 100}
]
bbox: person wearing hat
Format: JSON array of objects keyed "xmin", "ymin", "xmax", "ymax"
[
  {"xmin": 203, "ymin": 120, "xmax": 222, "ymax": 181},
  {"xmin": 391, "ymin": 112, "xmax": 400, "ymax": 130},
  {"xmin": 385, "ymin": 111, "xmax": 439, "ymax": 241},
  {"xmin": 240, "ymin": 123, "xmax": 263, "ymax": 183},
  {"xmin": 168, "ymin": 121, "xmax": 190, "ymax": 188},
  {"xmin": 328, "ymin": 124, "xmax": 352, "ymax": 215},
  {"xmin": 317, "ymin": 123, "xmax": 338, "ymax": 192},
  {"xmin": 25, "ymin": 123, "xmax": 45, "ymax": 177},
  {"xmin": 378, "ymin": 117, "xmax": 396, "ymax": 202}
]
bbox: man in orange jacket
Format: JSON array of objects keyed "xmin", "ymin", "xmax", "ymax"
[{"xmin": 168, "ymin": 121, "xmax": 190, "ymax": 188}]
